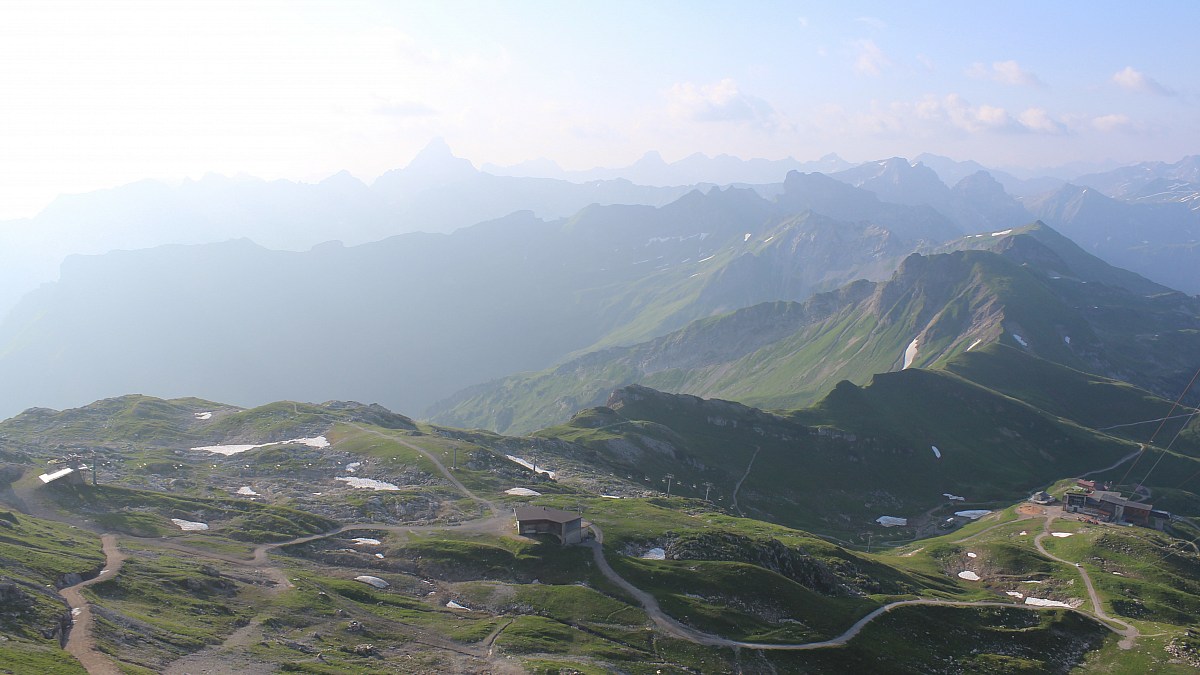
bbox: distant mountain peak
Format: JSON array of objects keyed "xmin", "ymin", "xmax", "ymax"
[{"xmin": 406, "ymin": 137, "xmax": 476, "ymax": 173}]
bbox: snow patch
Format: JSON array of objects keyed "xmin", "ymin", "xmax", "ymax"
[
  {"xmin": 743, "ymin": 232, "xmax": 751, "ymax": 241},
  {"xmin": 1063, "ymin": 336, "xmax": 1071, "ymax": 344},
  {"xmin": 958, "ymin": 571, "xmax": 981, "ymax": 581},
  {"xmin": 642, "ymin": 547, "xmax": 666, "ymax": 560},
  {"xmin": 1051, "ymin": 532, "xmax": 1073, "ymax": 538},
  {"xmin": 171, "ymin": 519, "xmax": 209, "ymax": 531},
  {"xmin": 1024, "ymin": 597, "xmax": 1072, "ymax": 608},
  {"xmin": 194, "ymin": 412, "xmax": 213, "ymax": 420},
  {"xmin": 446, "ymin": 600, "xmax": 471, "ymax": 611},
  {"xmin": 375, "ymin": 553, "xmax": 385, "ymax": 559},
  {"xmin": 966, "ymin": 338, "xmax": 983, "ymax": 352},
  {"xmin": 505, "ymin": 455, "xmax": 556, "ymax": 479},
  {"xmin": 505, "ymin": 487, "xmax": 542, "ymax": 496},
  {"xmin": 335, "ymin": 477, "xmax": 400, "ymax": 491},
  {"xmin": 345, "ymin": 462, "xmax": 361, "ymax": 473},
  {"xmin": 236, "ymin": 486, "xmax": 259, "ymax": 496},
  {"xmin": 955, "ymin": 510, "xmax": 992, "ymax": 520},
  {"xmin": 967, "ymin": 552, "xmax": 977, "ymax": 558},
  {"xmin": 1019, "ymin": 531, "xmax": 1028, "ymax": 536},
  {"xmin": 697, "ymin": 254, "xmax": 716, "ymax": 263},
  {"xmin": 942, "ymin": 493, "xmax": 965, "ymax": 501},
  {"xmin": 1012, "ymin": 334, "xmax": 1028, "ymax": 348},
  {"xmin": 903, "ymin": 336, "xmax": 920, "ymax": 369},
  {"xmin": 354, "ymin": 575, "xmax": 389, "ymax": 589},
  {"xmin": 600, "ymin": 494, "xmax": 622, "ymax": 499},
  {"xmin": 193, "ymin": 436, "xmax": 329, "ymax": 456},
  {"xmin": 876, "ymin": 516, "xmax": 908, "ymax": 527},
  {"xmin": 931, "ymin": 445, "xmax": 942, "ymax": 459},
  {"xmin": 763, "ymin": 235, "xmax": 774, "ymax": 243},
  {"xmin": 991, "ymin": 229, "xmax": 1013, "ymax": 237},
  {"xmin": 1006, "ymin": 591, "xmax": 1024, "ymax": 599},
  {"xmin": 351, "ymin": 538, "xmax": 381, "ymax": 546}
]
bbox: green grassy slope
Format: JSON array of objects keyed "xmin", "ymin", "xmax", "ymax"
[{"xmin": 434, "ymin": 224, "xmax": 1200, "ymax": 434}]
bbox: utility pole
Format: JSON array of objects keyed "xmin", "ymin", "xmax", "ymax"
[
  {"xmin": 703, "ymin": 482, "xmax": 714, "ymax": 501},
  {"xmin": 665, "ymin": 473, "xmax": 675, "ymax": 497}
]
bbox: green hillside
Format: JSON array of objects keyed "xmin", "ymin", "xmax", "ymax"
[{"xmin": 433, "ymin": 223, "xmax": 1200, "ymax": 434}]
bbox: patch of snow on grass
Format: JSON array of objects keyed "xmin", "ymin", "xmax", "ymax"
[
  {"xmin": 236, "ymin": 486, "xmax": 258, "ymax": 496},
  {"xmin": 763, "ymin": 235, "xmax": 774, "ymax": 243},
  {"xmin": 642, "ymin": 547, "xmax": 666, "ymax": 560},
  {"xmin": 1019, "ymin": 531, "xmax": 1028, "ymax": 536},
  {"xmin": 991, "ymin": 229, "xmax": 1013, "ymax": 236},
  {"xmin": 351, "ymin": 538, "xmax": 381, "ymax": 546},
  {"xmin": 446, "ymin": 600, "xmax": 471, "ymax": 611},
  {"xmin": 942, "ymin": 493, "xmax": 964, "ymax": 500},
  {"xmin": 1012, "ymin": 334, "xmax": 1029, "ymax": 348},
  {"xmin": 1064, "ymin": 336, "xmax": 1071, "ymax": 344},
  {"xmin": 743, "ymin": 232, "xmax": 751, "ymax": 241},
  {"xmin": 171, "ymin": 519, "xmax": 209, "ymax": 531},
  {"xmin": 1051, "ymin": 532, "xmax": 1073, "ymax": 538},
  {"xmin": 345, "ymin": 462, "xmax": 361, "ymax": 473},
  {"xmin": 194, "ymin": 412, "xmax": 213, "ymax": 420},
  {"xmin": 505, "ymin": 455, "xmax": 556, "ymax": 479},
  {"xmin": 931, "ymin": 445, "xmax": 942, "ymax": 459},
  {"xmin": 967, "ymin": 552, "xmax": 977, "ymax": 558},
  {"xmin": 601, "ymin": 494, "xmax": 622, "ymax": 499},
  {"xmin": 1006, "ymin": 591, "xmax": 1023, "ymax": 598},
  {"xmin": 505, "ymin": 487, "xmax": 542, "ymax": 496},
  {"xmin": 355, "ymin": 576, "xmax": 389, "ymax": 589},
  {"xmin": 1024, "ymin": 597, "xmax": 1071, "ymax": 608},
  {"xmin": 375, "ymin": 553, "xmax": 385, "ymax": 559},
  {"xmin": 876, "ymin": 516, "xmax": 908, "ymax": 527},
  {"xmin": 955, "ymin": 510, "xmax": 992, "ymax": 520},
  {"xmin": 967, "ymin": 338, "xmax": 982, "ymax": 351},
  {"xmin": 697, "ymin": 254, "xmax": 716, "ymax": 263},
  {"xmin": 335, "ymin": 477, "xmax": 400, "ymax": 491},
  {"xmin": 193, "ymin": 435, "xmax": 330, "ymax": 456},
  {"xmin": 958, "ymin": 571, "xmax": 981, "ymax": 581},
  {"xmin": 903, "ymin": 336, "xmax": 920, "ymax": 369}
]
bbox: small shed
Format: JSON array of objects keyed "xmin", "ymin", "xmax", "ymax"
[{"xmin": 515, "ymin": 506, "xmax": 584, "ymax": 545}]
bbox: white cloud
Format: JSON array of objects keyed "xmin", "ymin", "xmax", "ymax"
[
  {"xmin": 1018, "ymin": 107, "xmax": 1066, "ymax": 134},
  {"xmin": 1092, "ymin": 114, "xmax": 1135, "ymax": 132},
  {"xmin": 666, "ymin": 79, "xmax": 777, "ymax": 127},
  {"xmin": 853, "ymin": 39, "xmax": 891, "ymax": 76},
  {"xmin": 967, "ymin": 60, "xmax": 1042, "ymax": 86},
  {"xmin": 375, "ymin": 100, "xmax": 438, "ymax": 117},
  {"xmin": 1112, "ymin": 66, "xmax": 1174, "ymax": 95}
]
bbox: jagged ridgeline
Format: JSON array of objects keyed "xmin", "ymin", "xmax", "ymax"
[
  {"xmin": 433, "ymin": 222, "xmax": 1200, "ymax": 434},
  {"xmin": 0, "ymin": 174, "xmax": 973, "ymax": 421}
]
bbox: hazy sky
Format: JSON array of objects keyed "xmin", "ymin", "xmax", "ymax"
[{"xmin": 1, "ymin": 0, "xmax": 1196, "ymax": 218}]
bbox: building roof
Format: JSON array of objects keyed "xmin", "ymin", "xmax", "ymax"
[
  {"xmin": 515, "ymin": 506, "xmax": 582, "ymax": 524},
  {"xmin": 38, "ymin": 467, "xmax": 75, "ymax": 484},
  {"xmin": 1099, "ymin": 493, "xmax": 1152, "ymax": 511}
]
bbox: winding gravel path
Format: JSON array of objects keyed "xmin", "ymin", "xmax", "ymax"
[
  {"xmin": 584, "ymin": 522, "xmax": 1127, "ymax": 651},
  {"xmin": 59, "ymin": 534, "xmax": 126, "ymax": 675},
  {"xmin": 1032, "ymin": 514, "xmax": 1139, "ymax": 649}
]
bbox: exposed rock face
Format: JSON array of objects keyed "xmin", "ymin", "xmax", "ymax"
[{"xmin": 0, "ymin": 580, "xmax": 34, "ymax": 610}]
